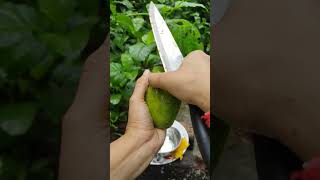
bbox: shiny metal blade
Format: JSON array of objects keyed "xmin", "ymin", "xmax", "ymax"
[{"xmin": 148, "ymin": 2, "xmax": 183, "ymax": 72}]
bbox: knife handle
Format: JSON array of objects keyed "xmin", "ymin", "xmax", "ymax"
[{"xmin": 189, "ymin": 105, "xmax": 210, "ymax": 170}]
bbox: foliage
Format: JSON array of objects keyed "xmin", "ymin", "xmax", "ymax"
[
  {"xmin": 110, "ymin": 0, "xmax": 210, "ymax": 134},
  {"xmin": 0, "ymin": 0, "xmax": 106, "ymax": 179}
]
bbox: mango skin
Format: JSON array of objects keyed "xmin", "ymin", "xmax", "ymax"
[{"xmin": 146, "ymin": 66, "xmax": 181, "ymax": 129}]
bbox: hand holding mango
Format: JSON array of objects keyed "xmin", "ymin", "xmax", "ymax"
[{"xmin": 147, "ymin": 50, "xmax": 210, "ymax": 128}]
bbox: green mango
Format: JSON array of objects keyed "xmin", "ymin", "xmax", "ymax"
[{"xmin": 146, "ymin": 66, "xmax": 181, "ymax": 129}]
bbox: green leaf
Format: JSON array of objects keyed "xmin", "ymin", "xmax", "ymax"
[
  {"xmin": 0, "ymin": 68, "xmax": 6, "ymax": 87},
  {"xmin": 110, "ymin": 111, "xmax": 120, "ymax": 125},
  {"xmin": 129, "ymin": 43, "xmax": 155, "ymax": 62},
  {"xmin": 29, "ymin": 159, "xmax": 54, "ymax": 180},
  {"xmin": 114, "ymin": 0, "xmax": 133, "ymax": 9},
  {"xmin": 0, "ymin": 156, "xmax": 27, "ymax": 180},
  {"xmin": 142, "ymin": 31, "xmax": 155, "ymax": 45},
  {"xmin": 115, "ymin": 14, "xmax": 135, "ymax": 35},
  {"xmin": 52, "ymin": 63, "xmax": 81, "ymax": 84},
  {"xmin": 0, "ymin": 32, "xmax": 23, "ymax": 48},
  {"xmin": 150, "ymin": 4, "xmax": 173, "ymax": 15},
  {"xmin": 0, "ymin": 3, "xmax": 37, "ymax": 47},
  {"xmin": 110, "ymin": 62, "xmax": 127, "ymax": 88},
  {"xmin": 29, "ymin": 159, "xmax": 50, "ymax": 172},
  {"xmin": 110, "ymin": 62, "xmax": 122, "ymax": 78},
  {"xmin": 168, "ymin": 19, "xmax": 204, "ymax": 56},
  {"xmin": 112, "ymin": 33, "xmax": 129, "ymax": 50},
  {"xmin": 175, "ymin": 1, "xmax": 207, "ymax": 10},
  {"xmin": 124, "ymin": 70, "xmax": 139, "ymax": 80},
  {"xmin": 157, "ymin": 0, "xmax": 166, "ymax": 3},
  {"xmin": 77, "ymin": 0, "xmax": 99, "ymax": 15},
  {"xmin": 110, "ymin": 52, "xmax": 121, "ymax": 63},
  {"xmin": 110, "ymin": 2, "xmax": 117, "ymax": 14},
  {"xmin": 39, "ymin": 29, "xmax": 90, "ymax": 59},
  {"xmin": 16, "ymin": 79, "xmax": 32, "ymax": 96},
  {"xmin": 132, "ymin": 17, "xmax": 145, "ymax": 32},
  {"xmin": 110, "ymin": 94, "xmax": 122, "ymax": 105},
  {"xmin": 121, "ymin": 53, "xmax": 134, "ymax": 69},
  {"xmin": 0, "ymin": 129, "xmax": 17, "ymax": 150},
  {"xmin": 30, "ymin": 55, "xmax": 55, "ymax": 80},
  {"xmin": 122, "ymin": 80, "xmax": 135, "ymax": 103},
  {"xmin": 0, "ymin": 103, "xmax": 37, "ymax": 136},
  {"xmin": 146, "ymin": 54, "xmax": 160, "ymax": 67},
  {"xmin": 67, "ymin": 15, "xmax": 98, "ymax": 31},
  {"xmin": 36, "ymin": 82, "xmax": 77, "ymax": 124},
  {"xmin": 0, "ymin": 3, "xmax": 37, "ymax": 31},
  {"xmin": 11, "ymin": 33, "xmax": 45, "ymax": 60},
  {"xmin": 65, "ymin": 29, "xmax": 90, "ymax": 60},
  {"xmin": 39, "ymin": 33, "xmax": 70, "ymax": 56},
  {"xmin": 38, "ymin": 0, "xmax": 76, "ymax": 23}
]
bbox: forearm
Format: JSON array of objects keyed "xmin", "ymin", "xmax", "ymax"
[{"xmin": 110, "ymin": 133, "xmax": 157, "ymax": 180}]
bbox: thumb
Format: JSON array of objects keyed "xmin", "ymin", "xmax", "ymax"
[
  {"xmin": 148, "ymin": 71, "xmax": 180, "ymax": 92},
  {"xmin": 130, "ymin": 69, "xmax": 150, "ymax": 102}
]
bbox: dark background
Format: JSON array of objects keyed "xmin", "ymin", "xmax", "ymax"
[{"xmin": 0, "ymin": 0, "xmax": 108, "ymax": 179}]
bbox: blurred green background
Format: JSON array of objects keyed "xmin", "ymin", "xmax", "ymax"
[{"xmin": 0, "ymin": 0, "xmax": 107, "ymax": 179}]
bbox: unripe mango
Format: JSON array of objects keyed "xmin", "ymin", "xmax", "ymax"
[{"xmin": 146, "ymin": 66, "xmax": 181, "ymax": 129}]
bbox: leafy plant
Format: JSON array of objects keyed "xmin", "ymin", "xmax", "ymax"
[
  {"xmin": 110, "ymin": 0, "xmax": 210, "ymax": 135},
  {"xmin": 0, "ymin": 0, "xmax": 106, "ymax": 179}
]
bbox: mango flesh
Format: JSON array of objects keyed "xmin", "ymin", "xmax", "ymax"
[{"xmin": 146, "ymin": 66, "xmax": 181, "ymax": 129}]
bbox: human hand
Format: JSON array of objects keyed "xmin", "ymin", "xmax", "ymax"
[
  {"xmin": 110, "ymin": 70, "xmax": 165, "ymax": 180},
  {"xmin": 149, "ymin": 50, "xmax": 210, "ymax": 112},
  {"xmin": 125, "ymin": 69, "xmax": 166, "ymax": 150}
]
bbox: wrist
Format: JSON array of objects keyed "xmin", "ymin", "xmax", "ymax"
[
  {"xmin": 198, "ymin": 94, "xmax": 210, "ymax": 112},
  {"xmin": 125, "ymin": 130, "xmax": 161, "ymax": 155}
]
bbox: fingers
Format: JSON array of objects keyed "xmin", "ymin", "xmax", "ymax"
[
  {"xmin": 149, "ymin": 50, "xmax": 208, "ymax": 90},
  {"xmin": 148, "ymin": 71, "xmax": 179, "ymax": 91},
  {"xmin": 184, "ymin": 50, "xmax": 209, "ymax": 61},
  {"xmin": 130, "ymin": 70, "xmax": 150, "ymax": 102}
]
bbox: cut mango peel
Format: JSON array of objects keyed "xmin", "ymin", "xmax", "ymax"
[{"xmin": 172, "ymin": 137, "xmax": 189, "ymax": 160}]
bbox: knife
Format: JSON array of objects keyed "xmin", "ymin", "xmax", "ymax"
[{"xmin": 148, "ymin": 2, "xmax": 210, "ymax": 169}]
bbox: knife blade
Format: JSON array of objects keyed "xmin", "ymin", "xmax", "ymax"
[{"xmin": 148, "ymin": 2, "xmax": 183, "ymax": 72}]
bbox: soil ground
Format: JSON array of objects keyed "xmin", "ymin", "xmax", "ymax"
[
  {"xmin": 212, "ymin": 130, "xmax": 258, "ymax": 180},
  {"xmin": 138, "ymin": 104, "xmax": 209, "ymax": 180}
]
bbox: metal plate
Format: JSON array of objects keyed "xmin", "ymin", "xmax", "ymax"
[{"xmin": 150, "ymin": 121, "xmax": 189, "ymax": 165}]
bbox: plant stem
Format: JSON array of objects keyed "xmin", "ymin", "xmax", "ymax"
[{"xmin": 127, "ymin": 13, "xmax": 148, "ymax": 16}]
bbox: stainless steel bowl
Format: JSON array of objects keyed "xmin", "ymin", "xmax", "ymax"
[
  {"xmin": 158, "ymin": 127, "xmax": 182, "ymax": 157},
  {"xmin": 151, "ymin": 121, "xmax": 189, "ymax": 165}
]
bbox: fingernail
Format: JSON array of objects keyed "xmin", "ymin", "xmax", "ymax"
[{"xmin": 143, "ymin": 69, "xmax": 150, "ymax": 75}]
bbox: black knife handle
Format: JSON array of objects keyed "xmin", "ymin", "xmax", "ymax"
[{"xmin": 189, "ymin": 105, "xmax": 210, "ymax": 169}]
